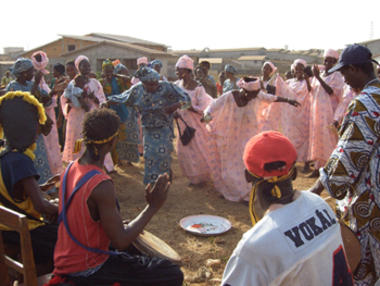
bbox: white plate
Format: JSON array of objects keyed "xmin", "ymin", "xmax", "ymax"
[{"xmin": 179, "ymin": 215, "xmax": 231, "ymax": 236}]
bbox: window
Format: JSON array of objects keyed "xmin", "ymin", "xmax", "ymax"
[{"xmin": 68, "ymin": 45, "xmax": 76, "ymax": 52}]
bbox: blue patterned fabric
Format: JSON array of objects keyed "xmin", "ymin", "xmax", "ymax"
[
  {"xmin": 108, "ymin": 81, "xmax": 191, "ymax": 184},
  {"xmin": 106, "ymin": 77, "xmax": 139, "ymax": 163},
  {"xmin": 135, "ymin": 67, "xmax": 160, "ymax": 83},
  {"xmin": 11, "ymin": 58, "xmax": 33, "ymax": 78},
  {"xmin": 223, "ymin": 78, "xmax": 239, "ymax": 93}
]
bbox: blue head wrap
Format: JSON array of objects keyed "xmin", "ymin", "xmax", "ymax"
[
  {"xmin": 114, "ymin": 63, "xmax": 128, "ymax": 75},
  {"xmin": 135, "ymin": 67, "xmax": 160, "ymax": 83},
  {"xmin": 224, "ymin": 64, "xmax": 237, "ymax": 74},
  {"xmin": 11, "ymin": 58, "xmax": 34, "ymax": 78},
  {"xmin": 150, "ymin": 59, "xmax": 163, "ymax": 69}
]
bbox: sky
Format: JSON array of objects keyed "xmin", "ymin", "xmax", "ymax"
[{"xmin": 1, "ymin": 0, "xmax": 380, "ymax": 54}]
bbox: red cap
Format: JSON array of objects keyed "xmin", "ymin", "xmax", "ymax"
[{"xmin": 243, "ymin": 131, "xmax": 297, "ymax": 178}]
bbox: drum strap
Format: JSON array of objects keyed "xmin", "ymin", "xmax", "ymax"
[{"xmin": 58, "ymin": 161, "xmax": 120, "ymax": 256}]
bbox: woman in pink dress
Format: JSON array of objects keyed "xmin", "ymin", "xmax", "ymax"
[
  {"xmin": 203, "ymin": 77, "xmax": 299, "ymax": 202},
  {"xmin": 31, "ymin": 51, "xmax": 62, "ymax": 175},
  {"xmin": 308, "ymin": 49, "xmax": 345, "ymax": 177},
  {"xmin": 259, "ymin": 62, "xmax": 294, "ymax": 134},
  {"xmin": 333, "ymin": 85, "xmax": 359, "ymax": 127},
  {"xmin": 62, "ymin": 55, "xmax": 114, "ymax": 172},
  {"xmin": 285, "ymin": 59, "xmax": 312, "ymax": 172},
  {"xmin": 174, "ymin": 55, "xmax": 215, "ymax": 185}
]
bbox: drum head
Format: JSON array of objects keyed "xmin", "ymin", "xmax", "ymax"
[{"xmin": 132, "ymin": 230, "xmax": 181, "ymax": 264}]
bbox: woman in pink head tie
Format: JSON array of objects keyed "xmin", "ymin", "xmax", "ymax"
[
  {"xmin": 308, "ymin": 49, "xmax": 345, "ymax": 177},
  {"xmin": 62, "ymin": 55, "xmax": 114, "ymax": 172},
  {"xmin": 174, "ymin": 55, "xmax": 215, "ymax": 186},
  {"xmin": 202, "ymin": 77, "xmax": 299, "ymax": 202},
  {"xmin": 285, "ymin": 59, "xmax": 312, "ymax": 172},
  {"xmin": 130, "ymin": 56, "xmax": 149, "ymax": 86},
  {"xmin": 31, "ymin": 51, "xmax": 62, "ymax": 176},
  {"xmin": 259, "ymin": 61, "xmax": 294, "ymax": 133}
]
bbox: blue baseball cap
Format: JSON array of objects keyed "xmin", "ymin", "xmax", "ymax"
[{"xmin": 329, "ymin": 44, "xmax": 379, "ymax": 73}]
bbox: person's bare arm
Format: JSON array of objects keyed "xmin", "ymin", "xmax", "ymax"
[
  {"xmin": 20, "ymin": 177, "xmax": 58, "ymax": 219},
  {"xmin": 313, "ymin": 65, "xmax": 333, "ymax": 95},
  {"xmin": 91, "ymin": 173, "xmax": 170, "ymax": 250}
]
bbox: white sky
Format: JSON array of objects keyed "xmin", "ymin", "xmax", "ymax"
[{"xmin": 1, "ymin": 0, "xmax": 380, "ymax": 53}]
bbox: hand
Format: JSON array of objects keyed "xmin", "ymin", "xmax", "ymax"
[
  {"xmin": 288, "ymin": 99, "xmax": 300, "ymax": 107},
  {"xmin": 40, "ymin": 115, "xmax": 53, "ymax": 136},
  {"xmin": 163, "ymin": 103, "xmax": 180, "ymax": 114},
  {"xmin": 309, "ymin": 179, "xmax": 324, "ymax": 196},
  {"xmin": 312, "ymin": 64, "xmax": 320, "ymax": 78},
  {"xmin": 145, "ymin": 173, "xmax": 170, "ymax": 211},
  {"xmin": 173, "ymin": 111, "xmax": 180, "ymax": 119},
  {"xmin": 100, "ymin": 101, "xmax": 110, "ymax": 108},
  {"xmin": 40, "ymin": 174, "xmax": 60, "ymax": 192},
  {"xmin": 34, "ymin": 71, "xmax": 43, "ymax": 85}
]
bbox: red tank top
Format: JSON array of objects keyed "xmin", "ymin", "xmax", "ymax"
[{"xmin": 54, "ymin": 160, "xmax": 112, "ymax": 274}]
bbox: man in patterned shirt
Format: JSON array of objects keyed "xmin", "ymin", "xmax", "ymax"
[{"xmin": 311, "ymin": 44, "xmax": 380, "ymax": 285}]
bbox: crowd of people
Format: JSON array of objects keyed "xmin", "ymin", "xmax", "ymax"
[{"xmin": 0, "ymin": 43, "xmax": 379, "ymax": 285}]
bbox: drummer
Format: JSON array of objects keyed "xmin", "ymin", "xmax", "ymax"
[
  {"xmin": 310, "ymin": 44, "xmax": 380, "ymax": 285},
  {"xmin": 50, "ymin": 108, "xmax": 183, "ymax": 286},
  {"xmin": 222, "ymin": 131, "xmax": 353, "ymax": 285}
]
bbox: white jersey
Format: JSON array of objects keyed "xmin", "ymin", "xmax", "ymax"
[{"xmin": 222, "ymin": 191, "xmax": 353, "ymax": 286}]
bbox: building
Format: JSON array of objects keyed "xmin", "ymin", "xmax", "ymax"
[
  {"xmin": 359, "ymin": 38, "xmax": 380, "ymax": 63},
  {"xmin": 173, "ymin": 47, "xmax": 323, "ymax": 78},
  {"xmin": 20, "ymin": 33, "xmax": 177, "ymax": 78}
]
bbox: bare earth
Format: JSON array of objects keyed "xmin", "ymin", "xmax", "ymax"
[{"xmin": 110, "ymin": 144, "xmax": 319, "ymax": 286}]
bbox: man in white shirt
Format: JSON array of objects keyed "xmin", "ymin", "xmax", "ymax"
[{"xmin": 222, "ymin": 131, "xmax": 353, "ymax": 286}]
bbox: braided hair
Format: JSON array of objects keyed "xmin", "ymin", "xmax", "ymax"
[{"xmin": 82, "ymin": 108, "xmax": 120, "ymax": 161}]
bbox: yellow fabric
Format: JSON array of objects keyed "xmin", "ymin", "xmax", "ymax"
[
  {"xmin": 0, "ymin": 165, "xmax": 44, "ymax": 231},
  {"xmin": 73, "ymin": 131, "xmax": 119, "ymax": 154},
  {"xmin": 0, "ymin": 91, "xmax": 47, "ymax": 138},
  {"xmin": 248, "ymin": 167, "xmax": 295, "ymax": 226}
]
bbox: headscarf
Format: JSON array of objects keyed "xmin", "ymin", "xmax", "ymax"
[
  {"xmin": 224, "ymin": 64, "xmax": 237, "ymax": 74},
  {"xmin": 150, "ymin": 59, "xmax": 163, "ymax": 69},
  {"xmin": 135, "ymin": 67, "xmax": 160, "ymax": 83},
  {"xmin": 137, "ymin": 57, "xmax": 148, "ymax": 66},
  {"xmin": 175, "ymin": 55, "xmax": 194, "ymax": 71},
  {"xmin": 102, "ymin": 59, "xmax": 114, "ymax": 71},
  {"xmin": 11, "ymin": 58, "xmax": 33, "ymax": 78},
  {"xmin": 114, "ymin": 63, "xmax": 128, "ymax": 75},
  {"xmin": 237, "ymin": 77, "xmax": 260, "ymax": 91},
  {"xmin": 74, "ymin": 55, "xmax": 89, "ymax": 72},
  {"xmin": 263, "ymin": 61, "xmax": 277, "ymax": 76},
  {"xmin": 31, "ymin": 51, "xmax": 49, "ymax": 75},
  {"xmin": 293, "ymin": 59, "xmax": 307, "ymax": 68},
  {"xmin": 324, "ymin": 49, "xmax": 339, "ymax": 60}
]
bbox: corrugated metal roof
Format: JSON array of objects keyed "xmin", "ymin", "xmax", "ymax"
[
  {"xmin": 60, "ymin": 40, "xmax": 174, "ymax": 57},
  {"xmin": 87, "ymin": 33, "xmax": 168, "ymax": 47}
]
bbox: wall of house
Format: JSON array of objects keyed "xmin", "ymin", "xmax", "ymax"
[
  {"xmin": 22, "ymin": 38, "xmax": 95, "ymax": 59},
  {"xmin": 56, "ymin": 44, "xmax": 175, "ymax": 77}
]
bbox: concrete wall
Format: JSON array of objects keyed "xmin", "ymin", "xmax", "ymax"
[
  {"xmin": 361, "ymin": 39, "xmax": 380, "ymax": 58},
  {"xmin": 52, "ymin": 43, "xmax": 175, "ymax": 76},
  {"xmin": 22, "ymin": 38, "xmax": 96, "ymax": 59}
]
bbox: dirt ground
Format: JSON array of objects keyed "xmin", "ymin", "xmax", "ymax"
[{"xmin": 110, "ymin": 145, "xmax": 320, "ymax": 286}]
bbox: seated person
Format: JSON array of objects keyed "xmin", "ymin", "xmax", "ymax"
[
  {"xmin": 221, "ymin": 131, "xmax": 353, "ymax": 286},
  {"xmin": 0, "ymin": 91, "xmax": 58, "ymax": 268},
  {"xmin": 50, "ymin": 108, "xmax": 183, "ymax": 286}
]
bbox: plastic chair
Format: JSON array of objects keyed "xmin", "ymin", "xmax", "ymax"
[{"xmin": 0, "ymin": 206, "xmax": 39, "ymax": 286}]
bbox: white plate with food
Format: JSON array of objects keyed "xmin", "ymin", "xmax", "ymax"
[{"xmin": 179, "ymin": 215, "xmax": 231, "ymax": 236}]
